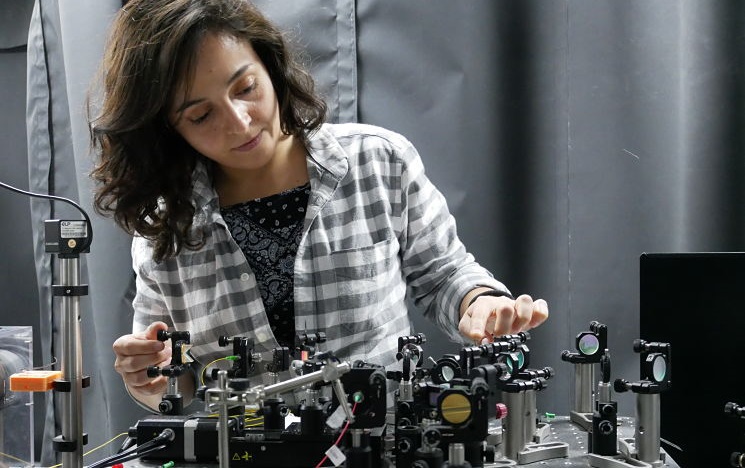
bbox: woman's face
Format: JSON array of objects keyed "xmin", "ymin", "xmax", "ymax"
[{"xmin": 169, "ymin": 32, "xmax": 291, "ymax": 175}]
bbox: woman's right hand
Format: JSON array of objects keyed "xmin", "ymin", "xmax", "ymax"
[{"xmin": 112, "ymin": 321, "xmax": 172, "ymax": 399}]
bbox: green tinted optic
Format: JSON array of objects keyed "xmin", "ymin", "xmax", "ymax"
[
  {"xmin": 579, "ymin": 334, "xmax": 600, "ymax": 355},
  {"xmin": 652, "ymin": 355, "xmax": 667, "ymax": 382}
]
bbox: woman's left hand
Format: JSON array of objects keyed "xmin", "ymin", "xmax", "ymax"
[{"xmin": 458, "ymin": 293, "xmax": 549, "ymax": 344}]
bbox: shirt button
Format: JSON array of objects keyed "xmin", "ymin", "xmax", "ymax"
[{"xmin": 240, "ymin": 273, "xmax": 250, "ymax": 281}]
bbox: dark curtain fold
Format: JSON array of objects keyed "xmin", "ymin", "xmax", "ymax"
[{"xmin": 26, "ymin": 0, "xmax": 76, "ymax": 464}]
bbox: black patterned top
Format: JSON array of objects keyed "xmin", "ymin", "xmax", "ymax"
[{"xmin": 220, "ymin": 183, "xmax": 310, "ymax": 347}]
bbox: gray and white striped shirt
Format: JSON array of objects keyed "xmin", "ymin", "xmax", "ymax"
[{"xmin": 131, "ymin": 123, "xmax": 508, "ymax": 385}]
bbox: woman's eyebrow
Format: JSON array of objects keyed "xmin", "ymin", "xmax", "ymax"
[
  {"xmin": 174, "ymin": 63, "xmax": 255, "ymax": 113},
  {"xmin": 226, "ymin": 63, "xmax": 253, "ymax": 86}
]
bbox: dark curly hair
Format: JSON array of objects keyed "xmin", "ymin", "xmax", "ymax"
[{"xmin": 89, "ymin": 0, "xmax": 327, "ymax": 262}]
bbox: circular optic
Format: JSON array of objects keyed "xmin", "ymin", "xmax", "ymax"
[
  {"xmin": 515, "ymin": 351, "xmax": 525, "ymax": 370},
  {"xmin": 432, "ymin": 357, "xmax": 460, "ymax": 384},
  {"xmin": 403, "ymin": 344, "xmax": 422, "ymax": 365},
  {"xmin": 652, "ymin": 355, "xmax": 667, "ymax": 382},
  {"xmin": 578, "ymin": 334, "xmax": 600, "ymax": 355},
  {"xmin": 440, "ymin": 365, "xmax": 455, "ymax": 382},
  {"xmin": 440, "ymin": 393, "xmax": 471, "ymax": 425},
  {"xmin": 502, "ymin": 356, "xmax": 514, "ymax": 373},
  {"xmin": 499, "ymin": 352, "xmax": 520, "ymax": 374}
]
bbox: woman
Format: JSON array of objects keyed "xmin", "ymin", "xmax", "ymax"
[{"xmin": 90, "ymin": 0, "xmax": 548, "ymax": 411}]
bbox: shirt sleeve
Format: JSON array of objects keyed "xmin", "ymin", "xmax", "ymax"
[
  {"xmin": 396, "ymin": 140, "xmax": 510, "ymax": 343},
  {"xmin": 130, "ymin": 236, "xmax": 174, "ymax": 334}
]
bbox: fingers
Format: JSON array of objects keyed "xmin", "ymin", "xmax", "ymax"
[
  {"xmin": 142, "ymin": 321, "xmax": 169, "ymax": 340},
  {"xmin": 114, "ymin": 345, "xmax": 171, "ymax": 376},
  {"xmin": 113, "ymin": 330, "xmax": 167, "ymax": 361},
  {"xmin": 458, "ymin": 295, "xmax": 514, "ymax": 342},
  {"xmin": 512, "ymin": 294, "xmax": 534, "ymax": 332},
  {"xmin": 529, "ymin": 298, "xmax": 549, "ymax": 328},
  {"xmin": 112, "ymin": 322, "xmax": 170, "ymax": 393},
  {"xmin": 458, "ymin": 294, "xmax": 550, "ymax": 343}
]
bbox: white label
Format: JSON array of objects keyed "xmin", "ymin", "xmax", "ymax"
[
  {"xmin": 325, "ymin": 444, "xmax": 346, "ymax": 467},
  {"xmin": 60, "ymin": 220, "xmax": 87, "ymax": 238},
  {"xmin": 325, "ymin": 405, "xmax": 346, "ymax": 430}
]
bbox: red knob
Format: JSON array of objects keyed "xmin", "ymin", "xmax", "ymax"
[{"xmin": 495, "ymin": 403, "xmax": 508, "ymax": 419}]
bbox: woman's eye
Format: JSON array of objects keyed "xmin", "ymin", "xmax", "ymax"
[
  {"xmin": 190, "ymin": 112, "xmax": 210, "ymax": 124},
  {"xmin": 238, "ymin": 83, "xmax": 256, "ymax": 96}
]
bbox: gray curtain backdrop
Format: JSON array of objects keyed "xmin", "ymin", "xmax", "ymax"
[
  {"xmin": 3, "ymin": 0, "xmax": 745, "ymax": 464},
  {"xmin": 0, "ymin": 0, "xmax": 42, "ymax": 462}
]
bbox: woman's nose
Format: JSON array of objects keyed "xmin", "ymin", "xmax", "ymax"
[{"xmin": 225, "ymin": 101, "xmax": 251, "ymax": 133}]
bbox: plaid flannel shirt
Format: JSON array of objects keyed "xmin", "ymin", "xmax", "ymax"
[{"xmin": 131, "ymin": 123, "xmax": 508, "ymax": 386}]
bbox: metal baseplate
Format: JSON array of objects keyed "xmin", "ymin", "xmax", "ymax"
[
  {"xmin": 570, "ymin": 410, "xmax": 594, "ymax": 432},
  {"xmin": 588, "ymin": 453, "xmax": 654, "ymax": 468},
  {"xmin": 518, "ymin": 441, "xmax": 570, "ymax": 464}
]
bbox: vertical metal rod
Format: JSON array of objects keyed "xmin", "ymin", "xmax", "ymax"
[
  {"xmin": 217, "ymin": 371, "xmax": 230, "ymax": 468},
  {"xmin": 167, "ymin": 377, "xmax": 178, "ymax": 395},
  {"xmin": 597, "ymin": 381, "xmax": 611, "ymax": 403},
  {"xmin": 60, "ymin": 257, "xmax": 83, "ymax": 468},
  {"xmin": 635, "ymin": 393, "xmax": 661, "ymax": 463},
  {"xmin": 449, "ymin": 443, "xmax": 466, "ymax": 465},
  {"xmin": 503, "ymin": 391, "xmax": 526, "ymax": 461},
  {"xmin": 525, "ymin": 389, "xmax": 537, "ymax": 443},
  {"xmin": 574, "ymin": 363, "xmax": 595, "ymax": 413}
]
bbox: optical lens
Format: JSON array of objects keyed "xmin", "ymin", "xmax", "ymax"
[{"xmin": 579, "ymin": 334, "xmax": 600, "ymax": 355}]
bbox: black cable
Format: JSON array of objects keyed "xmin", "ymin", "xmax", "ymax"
[
  {"xmin": 86, "ymin": 428, "xmax": 174, "ymax": 468},
  {"xmin": 87, "ymin": 443, "xmax": 168, "ymax": 468},
  {"xmin": 85, "ymin": 445, "xmax": 139, "ymax": 468},
  {"xmin": 116, "ymin": 436, "xmax": 136, "ymax": 453},
  {"xmin": 0, "ymin": 180, "xmax": 94, "ymax": 251}
]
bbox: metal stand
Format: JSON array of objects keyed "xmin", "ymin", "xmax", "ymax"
[
  {"xmin": 561, "ymin": 321, "xmax": 609, "ymax": 433},
  {"xmin": 569, "ymin": 364, "xmax": 595, "ymax": 431},
  {"xmin": 204, "ymin": 359, "xmax": 353, "ymax": 468},
  {"xmin": 206, "ymin": 370, "xmax": 234, "ymax": 468},
  {"xmin": 147, "ymin": 330, "xmax": 192, "ymax": 415},
  {"xmin": 1, "ymin": 184, "xmax": 95, "ymax": 468},
  {"xmin": 611, "ymin": 340, "xmax": 671, "ymax": 468},
  {"xmin": 46, "ymin": 220, "xmax": 91, "ymax": 468},
  {"xmin": 494, "ymin": 337, "xmax": 568, "ymax": 465},
  {"xmin": 502, "ymin": 389, "xmax": 569, "ymax": 464}
]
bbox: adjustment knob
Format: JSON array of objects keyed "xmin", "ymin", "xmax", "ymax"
[
  {"xmin": 598, "ymin": 420, "xmax": 614, "ymax": 435},
  {"xmin": 614, "ymin": 378, "xmax": 629, "ymax": 393},
  {"xmin": 397, "ymin": 438, "xmax": 412, "ymax": 453},
  {"xmin": 725, "ymin": 402, "xmax": 745, "ymax": 417},
  {"xmin": 158, "ymin": 400, "xmax": 173, "ymax": 413},
  {"xmin": 495, "ymin": 403, "xmax": 508, "ymax": 420},
  {"xmin": 599, "ymin": 403, "xmax": 616, "ymax": 417}
]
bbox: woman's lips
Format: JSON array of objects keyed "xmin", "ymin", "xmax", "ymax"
[{"xmin": 234, "ymin": 132, "xmax": 261, "ymax": 152}]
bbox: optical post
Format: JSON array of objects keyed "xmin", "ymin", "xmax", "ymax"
[
  {"xmin": 561, "ymin": 321, "xmax": 608, "ymax": 432},
  {"xmin": 46, "ymin": 219, "xmax": 91, "ymax": 468}
]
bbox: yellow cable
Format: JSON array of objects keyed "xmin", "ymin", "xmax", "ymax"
[
  {"xmin": 0, "ymin": 451, "xmax": 30, "ymax": 465},
  {"xmin": 84, "ymin": 432, "xmax": 129, "ymax": 458},
  {"xmin": 48, "ymin": 432, "xmax": 129, "ymax": 468},
  {"xmin": 200, "ymin": 357, "xmax": 232, "ymax": 386},
  {"xmin": 32, "ymin": 356, "xmax": 58, "ymax": 370}
]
